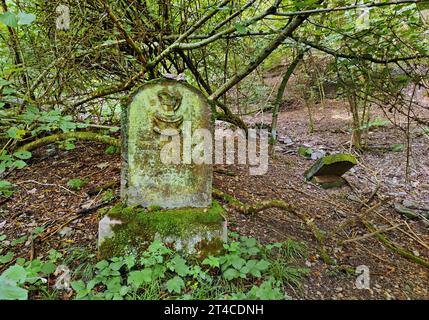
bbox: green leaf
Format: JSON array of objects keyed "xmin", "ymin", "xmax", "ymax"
[
  {"xmin": 223, "ymin": 268, "xmax": 239, "ymax": 280},
  {"xmin": 59, "ymin": 121, "xmax": 77, "ymax": 132},
  {"xmin": 67, "ymin": 179, "xmax": 87, "ymax": 190},
  {"xmin": 0, "ymin": 180, "xmax": 14, "ymax": 197},
  {"xmin": 0, "ymin": 12, "xmax": 18, "ymax": 28},
  {"xmin": 17, "ymin": 12, "xmax": 36, "ymax": 25},
  {"xmin": 166, "ymin": 276, "xmax": 184, "ymax": 294},
  {"xmin": 248, "ymin": 280, "xmax": 283, "ymax": 300},
  {"xmin": 119, "ymin": 286, "xmax": 129, "ymax": 296},
  {"xmin": 231, "ymin": 255, "xmax": 246, "ymax": 270},
  {"xmin": 170, "ymin": 255, "xmax": 189, "ymax": 277},
  {"xmin": 13, "ymin": 151, "xmax": 32, "ymax": 160},
  {"xmin": 2, "ymin": 265, "xmax": 27, "ymax": 284},
  {"xmin": 234, "ymin": 23, "xmax": 247, "ymax": 34},
  {"xmin": 298, "ymin": 147, "xmax": 312, "ymax": 158},
  {"xmin": 7, "ymin": 127, "xmax": 26, "ymax": 140},
  {"xmin": 13, "ymin": 160, "xmax": 27, "ymax": 169},
  {"xmin": 128, "ymin": 269, "xmax": 153, "ymax": 288},
  {"xmin": 390, "ymin": 144, "xmax": 404, "ymax": 152},
  {"xmin": 71, "ymin": 280, "xmax": 86, "ymax": 291},
  {"xmin": 105, "ymin": 146, "xmax": 119, "ymax": 155},
  {"xmin": 11, "ymin": 236, "xmax": 27, "ymax": 246},
  {"xmin": 0, "ymin": 79, "xmax": 13, "ymax": 86},
  {"xmin": 0, "ymin": 277, "xmax": 28, "ymax": 300},
  {"xmin": 241, "ymin": 236, "xmax": 257, "ymax": 248},
  {"xmin": 0, "ymin": 252, "xmax": 14, "ymax": 264},
  {"xmin": 124, "ymin": 255, "xmax": 135, "ymax": 269},
  {"xmin": 41, "ymin": 262, "xmax": 56, "ymax": 275},
  {"xmin": 202, "ymin": 256, "xmax": 220, "ymax": 268},
  {"xmin": 255, "ymin": 260, "xmax": 270, "ymax": 271},
  {"xmin": 95, "ymin": 260, "xmax": 109, "ymax": 270}
]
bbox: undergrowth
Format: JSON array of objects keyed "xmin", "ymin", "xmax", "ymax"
[{"xmin": 0, "ymin": 232, "xmax": 309, "ymax": 300}]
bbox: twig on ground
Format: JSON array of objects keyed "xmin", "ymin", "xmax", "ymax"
[
  {"xmin": 342, "ymin": 224, "xmax": 402, "ymax": 244},
  {"xmin": 16, "ymin": 180, "xmax": 82, "ymax": 197}
]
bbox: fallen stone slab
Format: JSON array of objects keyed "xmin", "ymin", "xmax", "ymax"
[{"xmin": 304, "ymin": 153, "xmax": 358, "ymax": 181}]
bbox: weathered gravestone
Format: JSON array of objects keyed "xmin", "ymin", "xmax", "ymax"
[
  {"xmin": 121, "ymin": 79, "xmax": 212, "ymax": 208},
  {"xmin": 98, "ymin": 79, "xmax": 226, "ymax": 258},
  {"xmin": 304, "ymin": 153, "xmax": 357, "ymax": 189}
]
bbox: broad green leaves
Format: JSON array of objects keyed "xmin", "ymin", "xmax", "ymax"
[
  {"xmin": 0, "ymin": 12, "xmax": 18, "ymax": 28},
  {"xmin": 0, "ymin": 12, "xmax": 36, "ymax": 28},
  {"xmin": 0, "ymin": 276, "xmax": 28, "ymax": 300},
  {"xmin": 0, "ymin": 257, "xmax": 58, "ymax": 300},
  {"xmin": 16, "ymin": 12, "xmax": 36, "ymax": 25},
  {"xmin": 9, "ymin": 235, "xmax": 306, "ymax": 300},
  {"xmin": 0, "ymin": 150, "xmax": 30, "ymax": 171}
]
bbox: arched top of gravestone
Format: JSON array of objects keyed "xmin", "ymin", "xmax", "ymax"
[{"xmin": 125, "ymin": 79, "xmax": 212, "ymax": 109}]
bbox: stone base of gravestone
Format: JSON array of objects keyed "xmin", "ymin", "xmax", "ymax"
[{"xmin": 98, "ymin": 201, "xmax": 227, "ymax": 259}]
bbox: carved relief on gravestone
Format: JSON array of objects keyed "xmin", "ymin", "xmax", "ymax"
[
  {"xmin": 153, "ymin": 89, "xmax": 183, "ymax": 135},
  {"xmin": 121, "ymin": 79, "xmax": 212, "ymax": 208}
]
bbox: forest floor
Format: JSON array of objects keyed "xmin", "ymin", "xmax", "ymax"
[{"xmin": 1, "ymin": 97, "xmax": 428, "ymax": 300}]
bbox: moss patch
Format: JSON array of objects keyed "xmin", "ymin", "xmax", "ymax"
[
  {"xmin": 304, "ymin": 153, "xmax": 357, "ymax": 180},
  {"xmin": 99, "ymin": 201, "xmax": 226, "ymax": 259}
]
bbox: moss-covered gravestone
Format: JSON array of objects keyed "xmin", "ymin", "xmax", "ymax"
[
  {"xmin": 122, "ymin": 79, "xmax": 212, "ymax": 208},
  {"xmin": 304, "ymin": 153, "xmax": 357, "ymax": 189},
  {"xmin": 98, "ymin": 79, "xmax": 226, "ymax": 258}
]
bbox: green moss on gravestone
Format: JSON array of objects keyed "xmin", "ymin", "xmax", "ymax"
[
  {"xmin": 99, "ymin": 201, "xmax": 226, "ymax": 259},
  {"xmin": 304, "ymin": 153, "xmax": 357, "ymax": 181}
]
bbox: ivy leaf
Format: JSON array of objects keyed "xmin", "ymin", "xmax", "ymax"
[
  {"xmin": 13, "ymin": 151, "xmax": 32, "ymax": 160},
  {"xmin": 0, "ymin": 12, "xmax": 18, "ymax": 28},
  {"xmin": 166, "ymin": 276, "xmax": 184, "ymax": 294},
  {"xmin": 17, "ymin": 12, "xmax": 36, "ymax": 25}
]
